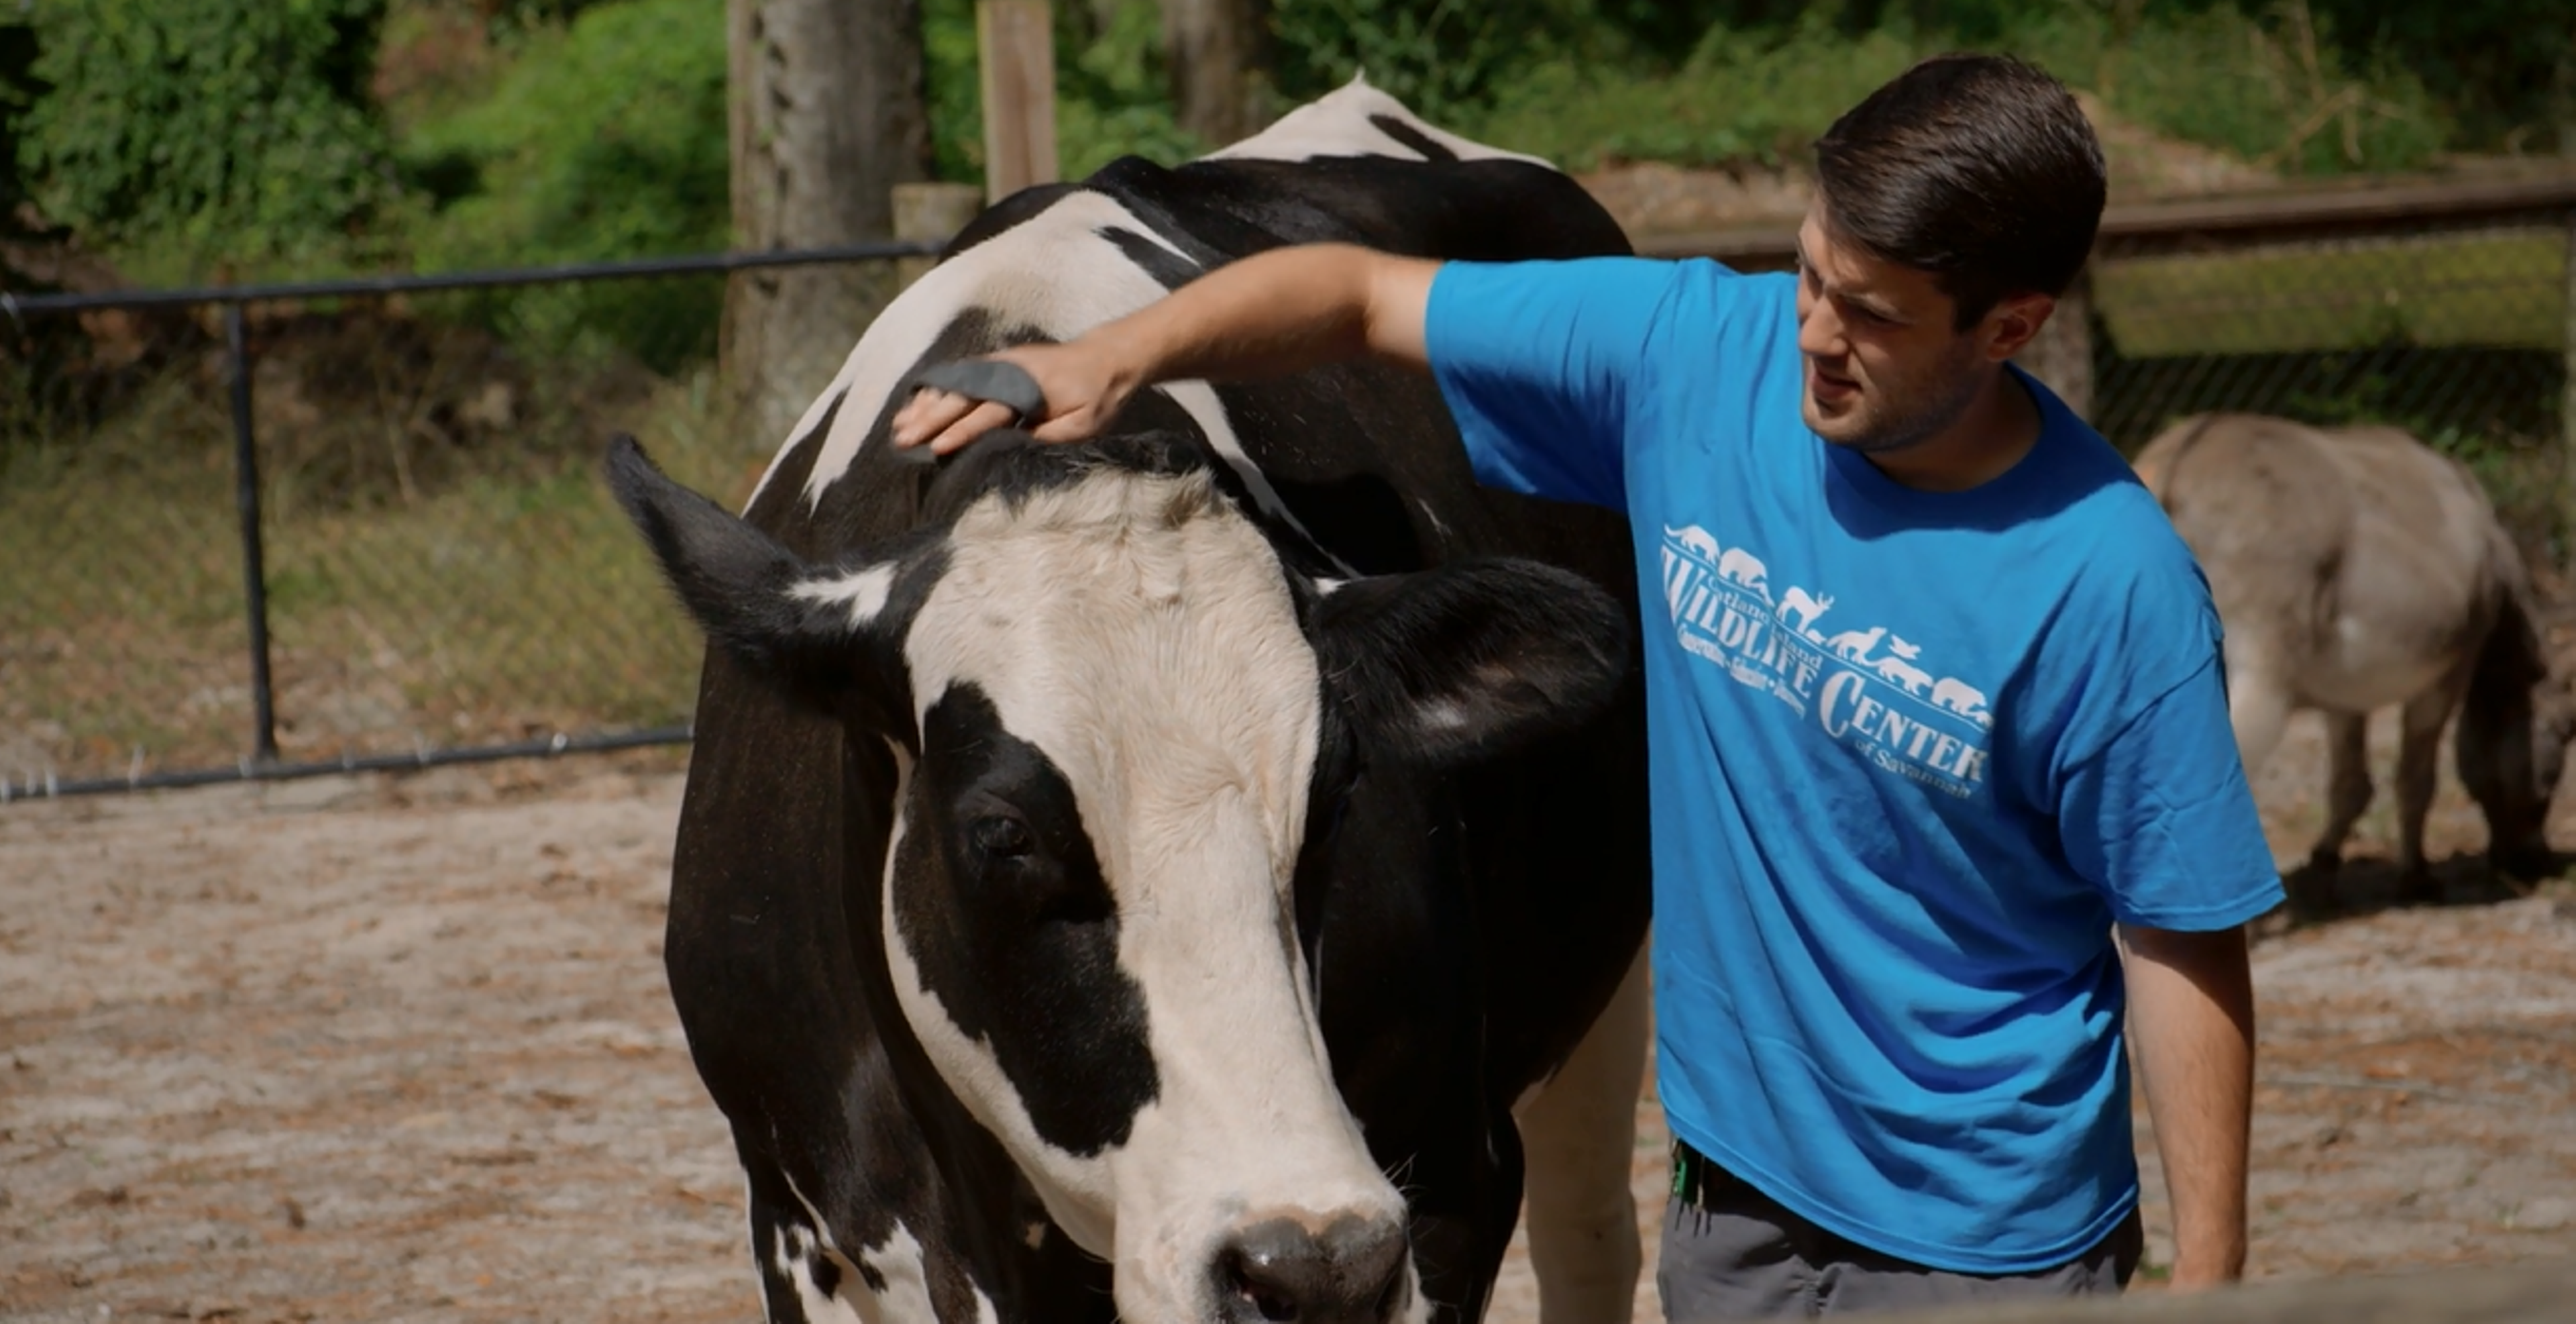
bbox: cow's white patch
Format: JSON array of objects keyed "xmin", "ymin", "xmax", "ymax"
[
  {"xmin": 1206, "ymin": 71, "xmax": 1551, "ymax": 168},
  {"xmin": 771, "ymin": 1217, "xmax": 868, "ymax": 1324},
  {"xmin": 790, "ymin": 562, "xmax": 899, "ymax": 629},
  {"xmin": 771, "ymin": 1168, "xmax": 949, "ymax": 1324},
  {"xmin": 854, "ymin": 1224, "xmax": 941, "ymax": 1324},
  {"xmin": 886, "ymin": 468, "xmax": 1407, "ymax": 1323}
]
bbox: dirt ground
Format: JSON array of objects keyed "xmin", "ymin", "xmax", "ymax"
[{"xmin": 6, "ymin": 708, "xmax": 2576, "ymax": 1323}]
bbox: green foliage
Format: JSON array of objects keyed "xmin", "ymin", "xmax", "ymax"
[
  {"xmin": 2014, "ymin": 1, "xmax": 2447, "ymax": 176},
  {"xmin": 19, "ymin": 0, "xmax": 400, "ymax": 275},
  {"xmin": 398, "ymin": 0, "xmax": 727, "ymax": 268},
  {"xmin": 1470, "ymin": 13, "xmax": 1920, "ymax": 171},
  {"xmin": 1269, "ymin": 0, "xmax": 1596, "ymax": 125},
  {"xmin": 1458, "ymin": 1, "xmax": 2449, "ymax": 179},
  {"xmin": 2304, "ymin": 0, "xmax": 2573, "ymax": 155},
  {"xmin": 394, "ymin": 0, "xmax": 728, "ymax": 372}
]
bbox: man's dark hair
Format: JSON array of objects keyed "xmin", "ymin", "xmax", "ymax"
[{"xmin": 1812, "ymin": 52, "xmax": 2106, "ymax": 329}]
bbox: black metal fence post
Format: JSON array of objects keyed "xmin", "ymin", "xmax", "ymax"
[{"xmin": 224, "ymin": 301, "xmax": 279, "ymax": 765}]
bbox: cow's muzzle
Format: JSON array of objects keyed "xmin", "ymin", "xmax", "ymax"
[{"xmin": 1213, "ymin": 1215, "xmax": 1409, "ymax": 1324}]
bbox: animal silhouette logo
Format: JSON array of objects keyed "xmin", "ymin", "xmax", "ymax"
[
  {"xmin": 1717, "ymin": 548, "xmax": 1770, "ymax": 601},
  {"xmin": 1825, "ymin": 625, "xmax": 1884, "ymax": 660},
  {"xmin": 1666, "ymin": 524, "xmax": 1721, "ymax": 565},
  {"xmin": 1931, "ymin": 678, "xmax": 1992, "ymax": 727},
  {"xmin": 1872, "ymin": 637, "xmax": 1935, "ymax": 696},
  {"xmin": 1776, "ymin": 587, "xmax": 1833, "ymax": 640}
]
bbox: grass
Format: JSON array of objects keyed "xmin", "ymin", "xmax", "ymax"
[
  {"xmin": 0, "ymin": 360, "xmax": 750, "ymax": 784},
  {"xmin": 2096, "ymin": 230, "xmax": 2567, "ymax": 358}
]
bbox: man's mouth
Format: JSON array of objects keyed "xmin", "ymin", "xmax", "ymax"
[{"xmin": 1808, "ymin": 362, "xmax": 1860, "ymax": 405}]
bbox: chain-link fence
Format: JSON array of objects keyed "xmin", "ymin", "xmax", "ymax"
[
  {"xmin": 1650, "ymin": 174, "xmax": 2576, "ymax": 568},
  {"xmin": 12, "ymin": 174, "xmax": 2576, "ymax": 799},
  {"xmin": 1, "ymin": 245, "xmax": 935, "ymax": 798}
]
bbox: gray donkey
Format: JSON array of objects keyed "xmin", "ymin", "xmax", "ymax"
[{"xmin": 2135, "ymin": 412, "xmax": 2570, "ymax": 903}]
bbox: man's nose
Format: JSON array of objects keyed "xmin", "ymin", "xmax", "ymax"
[{"xmin": 1796, "ymin": 301, "xmax": 1843, "ymax": 360}]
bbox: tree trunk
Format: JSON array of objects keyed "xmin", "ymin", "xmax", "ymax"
[
  {"xmin": 1163, "ymin": 0, "xmax": 1269, "ymax": 150},
  {"xmin": 721, "ymin": 0, "xmax": 932, "ymax": 456}
]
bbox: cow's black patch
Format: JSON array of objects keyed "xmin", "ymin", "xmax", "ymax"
[
  {"xmin": 1368, "ymin": 113, "xmax": 1460, "ymax": 163},
  {"xmin": 890, "ymin": 684, "xmax": 1159, "ymax": 1157},
  {"xmin": 1097, "ymin": 225, "xmax": 1201, "ymax": 291},
  {"xmin": 810, "ymin": 1247, "xmax": 846, "ymax": 1297}
]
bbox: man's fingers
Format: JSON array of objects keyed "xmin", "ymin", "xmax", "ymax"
[
  {"xmin": 929, "ymin": 400, "xmax": 1018, "ymax": 455},
  {"xmin": 890, "ymin": 388, "xmax": 971, "ymax": 448}
]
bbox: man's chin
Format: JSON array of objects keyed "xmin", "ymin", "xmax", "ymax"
[{"xmin": 1803, "ymin": 397, "xmax": 1872, "ymax": 448}]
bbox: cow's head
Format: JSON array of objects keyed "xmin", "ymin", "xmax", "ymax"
[{"xmin": 607, "ymin": 431, "xmax": 1629, "ymax": 1323}]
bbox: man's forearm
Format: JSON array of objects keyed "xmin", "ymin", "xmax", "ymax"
[
  {"xmin": 1091, "ymin": 242, "xmax": 1434, "ymax": 390},
  {"xmin": 2118, "ymin": 922, "xmax": 2257, "ymax": 1286}
]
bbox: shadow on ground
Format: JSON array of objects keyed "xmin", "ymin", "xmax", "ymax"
[{"xmin": 2255, "ymin": 851, "xmax": 2569, "ymax": 939}]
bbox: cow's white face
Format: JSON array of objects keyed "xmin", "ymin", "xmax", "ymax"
[
  {"xmin": 607, "ymin": 436, "xmax": 1629, "ymax": 1323},
  {"xmin": 883, "ymin": 468, "xmax": 1415, "ymax": 1323}
]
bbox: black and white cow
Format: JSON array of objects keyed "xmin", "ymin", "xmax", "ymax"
[{"xmin": 606, "ymin": 76, "xmax": 1654, "ymax": 1324}]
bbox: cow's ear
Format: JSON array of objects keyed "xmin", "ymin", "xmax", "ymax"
[
  {"xmin": 1309, "ymin": 558, "xmax": 1632, "ymax": 769},
  {"xmin": 605, "ymin": 435, "xmax": 916, "ymax": 730}
]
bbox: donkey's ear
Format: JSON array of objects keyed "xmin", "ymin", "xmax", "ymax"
[
  {"xmin": 1309, "ymin": 558, "xmax": 1632, "ymax": 769},
  {"xmin": 605, "ymin": 434, "xmax": 918, "ymax": 731}
]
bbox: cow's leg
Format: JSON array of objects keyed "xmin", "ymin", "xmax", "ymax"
[
  {"xmin": 1513, "ymin": 938, "xmax": 1650, "ymax": 1324},
  {"xmin": 749, "ymin": 1172, "xmax": 866, "ymax": 1324},
  {"xmin": 2310, "ymin": 710, "xmax": 2373, "ymax": 873},
  {"xmin": 2393, "ymin": 671, "xmax": 2471, "ymax": 903}
]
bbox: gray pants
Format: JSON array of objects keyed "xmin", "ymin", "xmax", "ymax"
[{"xmin": 1656, "ymin": 1148, "xmax": 2143, "ymax": 1321}]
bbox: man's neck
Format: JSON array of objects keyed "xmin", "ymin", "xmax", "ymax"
[{"xmin": 1864, "ymin": 366, "xmax": 2044, "ymax": 494}]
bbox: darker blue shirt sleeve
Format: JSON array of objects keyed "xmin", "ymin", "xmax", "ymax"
[
  {"xmin": 1423, "ymin": 256, "xmax": 1680, "ymax": 513},
  {"xmin": 2057, "ymin": 654, "xmax": 2286, "ymax": 929}
]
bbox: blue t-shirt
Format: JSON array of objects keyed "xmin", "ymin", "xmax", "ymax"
[{"xmin": 1424, "ymin": 256, "xmax": 2284, "ymax": 1273}]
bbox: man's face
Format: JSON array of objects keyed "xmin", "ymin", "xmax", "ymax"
[{"xmin": 1792, "ymin": 208, "xmax": 1996, "ymax": 454}]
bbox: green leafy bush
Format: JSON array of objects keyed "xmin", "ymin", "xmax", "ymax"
[
  {"xmin": 1470, "ymin": 14, "xmax": 1919, "ymax": 171},
  {"xmin": 392, "ymin": 0, "xmax": 728, "ymax": 372},
  {"xmin": 1460, "ymin": 1, "xmax": 2447, "ymax": 178},
  {"xmin": 21, "ymin": 0, "xmax": 399, "ymax": 276},
  {"xmin": 398, "ymin": 0, "xmax": 727, "ymax": 270}
]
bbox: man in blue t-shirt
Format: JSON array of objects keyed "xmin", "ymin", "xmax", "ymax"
[{"xmin": 894, "ymin": 53, "xmax": 2282, "ymax": 1319}]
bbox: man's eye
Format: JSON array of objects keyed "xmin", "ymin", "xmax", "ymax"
[{"xmin": 969, "ymin": 815, "xmax": 1034, "ymax": 859}]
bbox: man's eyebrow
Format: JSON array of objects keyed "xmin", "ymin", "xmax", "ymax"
[{"xmin": 1798, "ymin": 239, "xmax": 1907, "ymax": 324}]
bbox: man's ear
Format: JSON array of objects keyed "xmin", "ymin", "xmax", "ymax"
[
  {"xmin": 1982, "ymin": 290, "xmax": 2057, "ymax": 363},
  {"xmin": 604, "ymin": 434, "xmax": 920, "ymax": 734},
  {"xmin": 1309, "ymin": 558, "xmax": 1633, "ymax": 770}
]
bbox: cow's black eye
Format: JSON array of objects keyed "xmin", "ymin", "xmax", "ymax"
[{"xmin": 968, "ymin": 814, "xmax": 1034, "ymax": 860}]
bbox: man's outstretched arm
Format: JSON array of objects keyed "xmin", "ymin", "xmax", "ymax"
[{"xmin": 890, "ymin": 242, "xmax": 1440, "ymax": 455}]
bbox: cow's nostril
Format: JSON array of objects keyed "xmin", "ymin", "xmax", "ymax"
[
  {"xmin": 1215, "ymin": 1217, "xmax": 1407, "ymax": 1324},
  {"xmin": 1224, "ymin": 1255, "xmax": 1300, "ymax": 1322}
]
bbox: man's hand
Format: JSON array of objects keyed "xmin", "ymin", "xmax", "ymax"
[
  {"xmin": 2118, "ymin": 921, "xmax": 2257, "ymax": 1290},
  {"xmin": 891, "ymin": 338, "xmax": 1140, "ymax": 456}
]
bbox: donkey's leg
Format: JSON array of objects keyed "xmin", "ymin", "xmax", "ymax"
[
  {"xmin": 2394, "ymin": 674, "xmax": 2471, "ymax": 903},
  {"xmin": 2228, "ymin": 654, "xmax": 2296, "ymax": 780},
  {"xmin": 2310, "ymin": 710, "xmax": 2373, "ymax": 872},
  {"xmin": 1515, "ymin": 939, "xmax": 1650, "ymax": 1324}
]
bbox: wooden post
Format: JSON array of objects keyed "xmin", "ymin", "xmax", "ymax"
[
  {"xmin": 893, "ymin": 182, "xmax": 986, "ymax": 290},
  {"xmin": 976, "ymin": 0, "xmax": 1057, "ymax": 204},
  {"xmin": 2563, "ymin": 208, "xmax": 2576, "ymax": 569}
]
